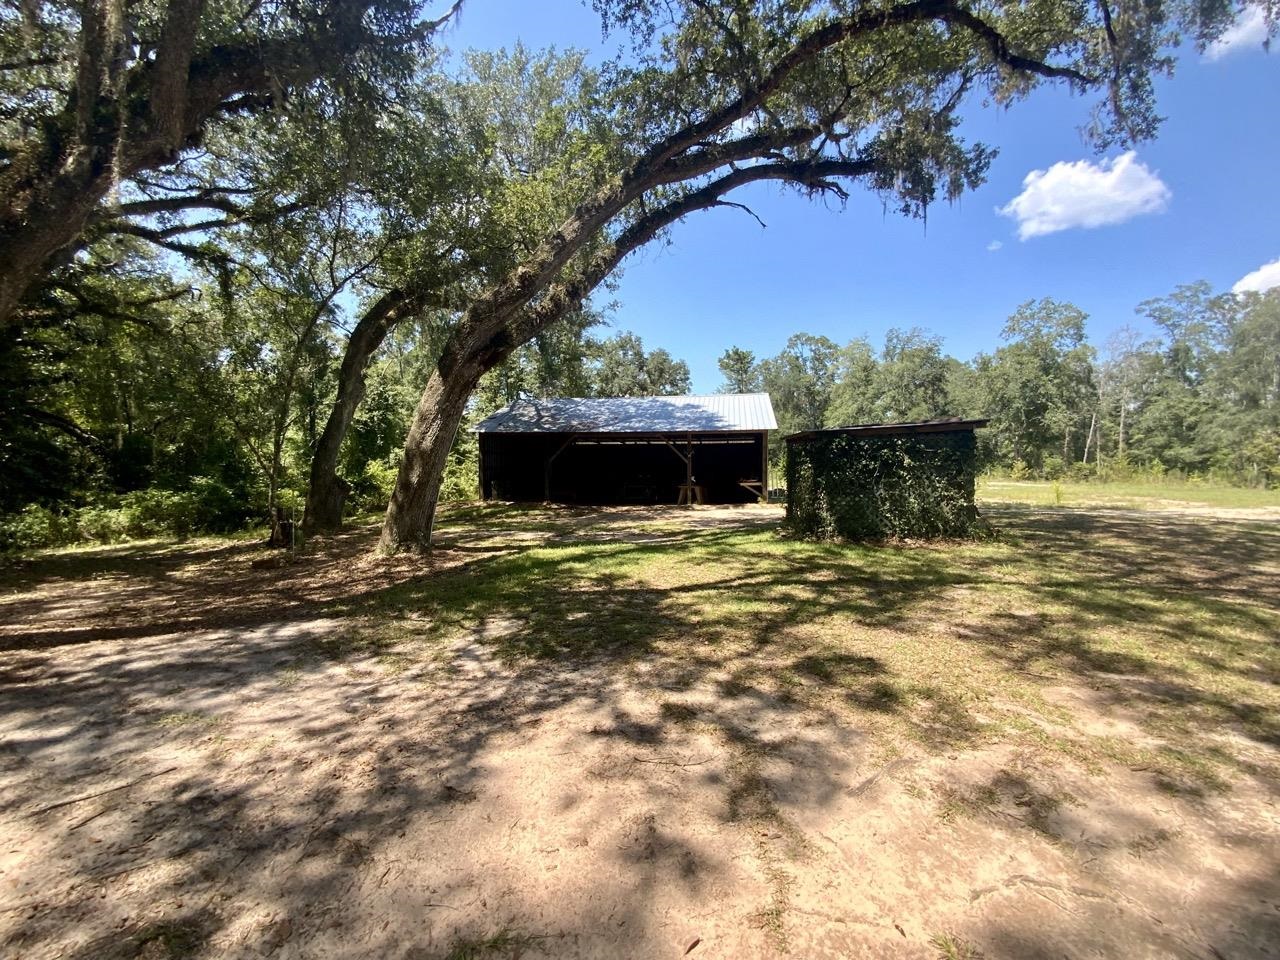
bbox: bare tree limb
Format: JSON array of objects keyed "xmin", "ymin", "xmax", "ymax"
[
  {"xmin": 17, "ymin": 408, "xmax": 107, "ymax": 453},
  {"xmin": 712, "ymin": 199, "xmax": 767, "ymax": 229}
]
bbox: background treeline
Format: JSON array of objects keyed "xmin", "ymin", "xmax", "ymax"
[
  {"xmin": 2, "ymin": 5, "xmax": 1276, "ymax": 551},
  {"xmin": 1, "ymin": 293, "xmax": 689, "ymax": 549},
  {"xmin": 727, "ymin": 285, "xmax": 1280, "ymax": 487},
  {"xmin": 4, "ymin": 271, "xmax": 1275, "ymax": 551}
]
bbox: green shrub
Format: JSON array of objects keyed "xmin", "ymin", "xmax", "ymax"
[
  {"xmin": 187, "ymin": 476, "xmax": 248, "ymax": 530},
  {"xmin": 120, "ymin": 489, "xmax": 198, "ymax": 538},
  {"xmin": 0, "ymin": 504, "xmax": 77, "ymax": 551},
  {"xmin": 1063, "ymin": 461, "xmax": 1095, "ymax": 482},
  {"xmin": 75, "ymin": 503, "xmax": 131, "ymax": 542},
  {"xmin": 439, "ymin": 443, "xmax": 479, "ymax": 503},
  {"xmin": 347, "ymin": 458, "xmax": 400, "ymax": 514},
  {"xmin": 1102, "ymin": 454, "xmax": 1135, "ymax": 481},
  {"xmin": 1, "ymin": 481, "xmax": 251, "ymax": 552}
]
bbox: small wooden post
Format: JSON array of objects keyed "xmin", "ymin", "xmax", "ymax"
[{"xmin": 685, "ymin": 433, "xmax": 694, "ymax": 506}]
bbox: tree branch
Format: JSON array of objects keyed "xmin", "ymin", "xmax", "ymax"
[
  {"xmin": 105, "ymin": 222, "xmax": 232, "ymax": 264},
  {"xmin": 50, "ymin": 278, "xmax": 194, "ymax": 329},
  {"xmin": 500, "ymin": 156, "xmax": 882, "ymax": 360},
  {"xmin": 712, "ymin": 199, "xmax": 767, "ymax": 229},
  {"xmin": 19, "ymin": 408, "xmax": 106, "ymax": 453},
  {"xmin": 453, "ymin": 0, "xmax": 1090, "ymax": 357},
  {"xmin": 110, "ymin": 191, "xmax": 248, "ymax": 218},
  {"xmin": 939, "ymin": 6, "xmax": 1091, "ymax": 85},
  {"xmin": 149, "ymin": 0, "xmax": 207, "ymax": 147},
  {"xmin": 416, "ymin": 0, "xmax": 467, "ymax": 38},
  {"xmin": 0, "ymin": 0, "xmax": 460, "ymax": 329}
]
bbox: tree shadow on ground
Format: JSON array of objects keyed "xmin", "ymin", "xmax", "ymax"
[
  {"xmin": 0, "ymin": 502, "xmax": 1277, "ymax": 957},
  {"xmin": 0, "ymin": 615, "xmax": 744, "ymax": 956}
]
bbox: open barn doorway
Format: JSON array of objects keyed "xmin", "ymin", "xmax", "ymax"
[{"xmin": 476, "ymin": 395, "xmax": 776, "ymax": 506}]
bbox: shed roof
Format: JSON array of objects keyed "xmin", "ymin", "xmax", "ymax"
[
  {"xmin": 476, "ymin": 393, "xmax": 777, "ymax": 434},
  {"xmin": 784, "ymin": 417, "xmax": 989, "ymax": 443}
]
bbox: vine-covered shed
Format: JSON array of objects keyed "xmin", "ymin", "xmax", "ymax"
[
  {"xmin": 785, "ymin": 418, "xmax": 989, "ymax": 539},
  {"xmin": 476, "ymin": 393, "xmax": 777, "ymax": 505}
]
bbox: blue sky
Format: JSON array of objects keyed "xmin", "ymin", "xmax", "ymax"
[{"xmin": 446, "ymin": 2, "xmax": 1279, "ymax": 392}]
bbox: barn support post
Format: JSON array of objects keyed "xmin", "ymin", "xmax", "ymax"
[
  {"xmin": 760, "ymin": 431, "xmax": 769, "ymax": 503},
  {"xmin": 686, "ymin": 433, "xmax": 694, "ymax": 506},
  {"xmin": 660, "ymin": 434, "xmax": 697, "ymax": 505},
  {"xmin": 544, "ymin": 433, "xmax": 578, "ymax": 502}
]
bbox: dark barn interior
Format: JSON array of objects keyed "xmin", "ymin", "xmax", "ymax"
[
  {"xmin": 476, "ymin": 395, "xmax": 776, "ymax": 506},
  {"xmin": 479, "ymin": 431, "xmax": 768, "ymax": 505}
]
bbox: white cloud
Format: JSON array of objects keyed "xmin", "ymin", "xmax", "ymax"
[
  {"xmin": 997, "ymin": 152, "xmax": 1171, "ymax": 240},
  {"xmin": 986, "ymin": 240, "xmax": 1003, "ymax": 252},
  {"xmin": 1232, "ymin": 256, "xmax": 1280, "ymax": 294},
  {"xmin": 1205, "ymin": 7, "xmax": 1270, "ymax": 62}
]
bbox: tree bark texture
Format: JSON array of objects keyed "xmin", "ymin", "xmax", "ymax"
[
  {"xmin": 378, "ymin": 358, "xmax": 482, "ymax": 553},
  {"xmin": 304, "ymin": 290, "xmax": 417, "ymax": 533}
]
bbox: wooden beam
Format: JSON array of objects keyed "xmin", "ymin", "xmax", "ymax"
[
  {"xmin": 661, "ymin": 437, "xmax": 689, "ymax": 466},
  {"xmin": 544, "ymin": 433, "xmax": 578, "ymax": 502},
  {"xmin": 686, "ymin": 433, "xmax": 694, "ymax": 507},
  {"xmin": 760, "ymin": 431, "xmax": 769, "ymax": 503}
]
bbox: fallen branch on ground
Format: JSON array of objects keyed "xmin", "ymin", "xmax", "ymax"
[
  {"xmin": 26, "ymin": 766, "xmax": 180, "ymax": 817},
  {"xmin": 631, "ymin": 754, "xmax": 713, "ymax": 767}
]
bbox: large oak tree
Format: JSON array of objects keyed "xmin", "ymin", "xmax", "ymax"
[
  {"xmin": 303, "ymin": 45, "xmax": 602, "ymax": 532},
  {"xmin": 0, "ymin": 0, "xmax": 460, "ymax": 330},
  {"xmin": 377, "ymin": 0, "xmax": 1270, "ymax": 553}
]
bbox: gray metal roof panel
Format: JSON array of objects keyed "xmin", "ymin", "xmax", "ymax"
[
  {"xmin": 476, "ymin": 393, "xmax": 777, "ymax": 433},
  {"xmin": 784, "ymin": 417, "xmax": 990, "ymax": 442}
]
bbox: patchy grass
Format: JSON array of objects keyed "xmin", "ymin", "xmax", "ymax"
[
  {"xmin": 114, "ymin": 916, "xmax": 213, "ymax": 960},
  {"xmin": 443, "ymin": 930, "xmax": 550, "ymax": 959},
  {"xmin": 311, "ymin": 501, "xmax": 1279, "ymax": 799},
  {"xmin": 979, "ymin": 478, "xmax": 1280, "ymax": 510},
  {"xmin": 152, "ymin": 711, "xmax": 221, "ymax": 730},
  {"xmin": 4, "ymin": 498, "xmax": 1276, "ymax": 798},
  {"xmin": 931, "ymin": 931, "xmax": 985, "ymax": 960},
  {"xmin": 2, "ymin": 498, "xmax": 1277, "ymax": 958}
]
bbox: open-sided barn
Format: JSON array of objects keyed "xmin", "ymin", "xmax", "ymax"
[{"xmin": 476, "ymin": 394, "xmax": 777, "ymax": 505}]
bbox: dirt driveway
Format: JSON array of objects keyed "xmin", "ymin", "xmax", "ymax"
[{"xmin": 0, "ymin": 503, "xmax": 1276, "ymax": 959}]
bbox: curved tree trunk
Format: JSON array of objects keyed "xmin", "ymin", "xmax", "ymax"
[
  {"xmin": 378, "ymin": 358, "xmax": 482, "ymax": 553},
  {"xmin": 303, "ymin": 290, "xmax": 414, "ymax": 534},
  {"xmin": 374, "ymin": 162, "xmax": 883, "ymax": 553},
  {"xmin": 372, "ymin": 0, "xmax": 1084, "ymax": 555}
]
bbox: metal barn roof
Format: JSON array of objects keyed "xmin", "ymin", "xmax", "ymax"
[
  {"xmin": 784, "ymin": 417, "xmax": 990, "ymax": 442},
  {"xmin": 476, "ymin": 393, "xmax": 777, "ymax": 434}
]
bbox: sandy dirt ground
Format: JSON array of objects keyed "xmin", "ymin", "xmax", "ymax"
[{"xmin": 0, "ymin": 505, "xmax": 1277, "ymax": 959}]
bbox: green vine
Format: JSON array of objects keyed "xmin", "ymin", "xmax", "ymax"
[{"xmin": 785, "ymin": 431, "xmax": 987, "ymax": 540}]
